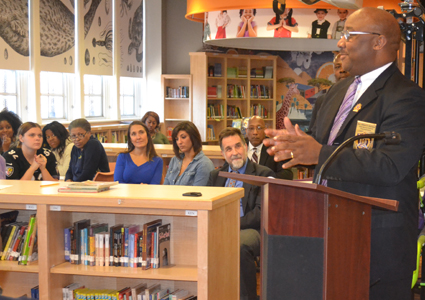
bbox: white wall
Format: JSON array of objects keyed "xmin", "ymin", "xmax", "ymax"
[
  {"xmin": 144, "ymin": 0, "xmax": 163, "ymax": 118},
  {"xmin": 143, "ymin": 0, "xmax": 203, "ymax": 121}
]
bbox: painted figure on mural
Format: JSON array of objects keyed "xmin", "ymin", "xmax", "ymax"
[
  {"xmin": 237, "ymin": 9, "xmax": 258, "ymax": 37},
  {"xmin": 267, "ymin": 7, "xmax": 298, "ymax": 38},
  {"xmin": 332, "ymin": 9, "xmax": 349, "ymax": 39},
  {"xmin": 308, "ymin": 9, "xmax": 331, "ymax": 39},
  {"xmin": 203, "ymin": 12, "xmax": 211, "ymax": 42},
  {"xmin": 215, "ymin": 10, "xmax": 231, "ymax": 39}
]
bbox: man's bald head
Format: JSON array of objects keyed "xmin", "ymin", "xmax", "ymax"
[
  {"xmin": 352, "ymin": 7, "xmax": 401, "ymax": 55},
  {"xmin": 337, "ymin": 7, "xmax": 401, "ymax": 75},
  {"xmin": 247, "ymin": 116, "xmax": 266, "ymax": 147}
]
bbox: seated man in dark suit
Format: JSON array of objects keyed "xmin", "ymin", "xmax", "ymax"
[
  {"xmin": 246, "ymin": 116, "xmax": 292, "ymax": 180},
  {"xmin": 207, "ymin": 128, "xmax": 275, "ymax": 300}
]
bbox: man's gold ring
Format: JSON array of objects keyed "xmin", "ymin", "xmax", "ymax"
[{"xmin": 291, "ymin": 151, "xmax": 294, "ymax": 159}]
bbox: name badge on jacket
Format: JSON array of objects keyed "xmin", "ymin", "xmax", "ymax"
[{"xmin": 353, "ymin": 120, "xmax": 377, "ymax": 150}]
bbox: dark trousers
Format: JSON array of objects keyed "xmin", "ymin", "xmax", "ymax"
[
  {"xmin": 369, "ymin": 277, "xmax": 411, "ymax": 300},
  {"xmin": 240, "ymin": 229, "xmax": 260, "ymax": 300}
]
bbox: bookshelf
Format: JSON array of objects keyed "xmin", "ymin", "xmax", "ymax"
[
  {"xmin": 190, "ymin": 52, "xmax": 277, "ymax": 143},
  {"xmin": 0, "ymin": 181, "xmax": 241, "ymax": 300},
  {"xmin": 161, "ymin": 75, "xmax": 193, "ymax": 141},
  {"xmin": 90, "ymin": 124, "xmax": 129, "ymax": 143}
]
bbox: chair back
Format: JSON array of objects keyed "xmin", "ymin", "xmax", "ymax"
[{"xmin": 93, "ymin": 172, "xmax": 114, "ymax": 182}]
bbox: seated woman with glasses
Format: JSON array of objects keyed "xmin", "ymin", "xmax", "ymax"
[
  {"xmin": 65, "ymin": 118, "xmax": 109, "ymax": 182},
  {"xmin": 42, "ymin": 121, "xmax": 74, "ymax": 177},
  {"xmin": 3, "ymin": 122, "xmax": 59, "ymax": 180},
  {"xmin": 164, "ymin": 121, "xmax": 214, "ymax": 186},
  {"xmin": 114, "ymin": 121, "xmax": 163, "ymax": 184}
]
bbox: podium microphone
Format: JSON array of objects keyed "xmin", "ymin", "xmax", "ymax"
[{"xmin": 314, "ymin": 131, "xmax": 401, "ymax": 185}]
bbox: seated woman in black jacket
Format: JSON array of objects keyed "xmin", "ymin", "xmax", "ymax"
[
  {"xmin": 3, "ymin": 122, "xmax": 59, "ymax": 181},
  {"xmin": 65, "ymin": 118, "xmax": 109, "ymax": 182}
]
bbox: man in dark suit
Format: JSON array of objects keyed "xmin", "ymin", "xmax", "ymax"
[
  {"xmin": 265, "ymin": 7, "xmax": 425, "ymax": 300},
  {"xmin": 208, "ymin": 127, "xmax": 275, "ymax": 300},
  {"xmin": 246, "ymin": 116, "xmax": 292, "ymax": 180}
]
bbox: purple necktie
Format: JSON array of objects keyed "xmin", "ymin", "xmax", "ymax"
[
  {"xmin": 327, "ymin": 77, "xmax": 361, "ymax": 146},
  {"xmin": 322, "ymin": 77, "xmax": 361, "ymax": 186},
  {"xmin": 252, "ymin": 148, "xmax": 258, "ymax": 163}
]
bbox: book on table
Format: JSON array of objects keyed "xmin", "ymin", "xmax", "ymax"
[{"xmin": 58, "ymin": 181, "xmax": 119, "ymax": 193}]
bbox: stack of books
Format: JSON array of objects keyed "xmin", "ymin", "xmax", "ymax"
[{"xmin": 58, "ymin": 181, "xmax": 119, "ymax": 193}]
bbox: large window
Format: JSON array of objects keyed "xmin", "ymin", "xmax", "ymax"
[
  {"xmin": 0, "ymin": 70, "xmax": 19, "ymax": 113},
  {"xmin": 40, "ymin": 72, "xmax": 68, "ymax": 120},
  {"xmin": 120, "ymin": 77, "xmax": 137, "ymax": 117},
  {"xmin": 84, "ymin": 75, "xmax": 104, "ymax": 118}
]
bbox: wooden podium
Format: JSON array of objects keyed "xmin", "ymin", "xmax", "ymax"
[{"xmin": 219, "ymin": 172, "xmax": 398, "ymax": 300}]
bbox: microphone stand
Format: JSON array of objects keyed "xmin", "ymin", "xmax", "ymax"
[{"xmin": 314, "ymin": 131, "xmax": 401, "ymax": 185}]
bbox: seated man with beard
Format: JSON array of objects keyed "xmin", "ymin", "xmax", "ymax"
[{"xmin": 207, "ymin": 128, "xmax": 275, "ymax": 300}]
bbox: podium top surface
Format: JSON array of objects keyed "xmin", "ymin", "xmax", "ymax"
[{"xmin": 219, "ymin": 172, "xmax": 398, "ymax": 212}]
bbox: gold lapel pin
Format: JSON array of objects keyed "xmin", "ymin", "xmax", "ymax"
[{"xmin": 353, "ymin": 103, "xmax": 362, "ymax": 112}]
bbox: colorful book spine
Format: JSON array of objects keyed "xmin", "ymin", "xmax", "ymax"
[
  {"xmin": 19, "ymin": 215, "xmax": 36, "ymax": 265},
  {"xmin": 64, "ymin": 227, "xmax": 71, "ymax": 262}
]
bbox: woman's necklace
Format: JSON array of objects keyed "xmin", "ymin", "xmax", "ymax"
[{"xmin": 151, "ymin": 132, "xmax": 156, "ymax": 140}]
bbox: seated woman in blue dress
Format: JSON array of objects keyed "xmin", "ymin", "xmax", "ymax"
[
  {"xmin": 164, "ymin": 121, "xmax": 214, "ymax": 186},
  {"xmin": 65, "ymin": 119, "xmax": 109, "ymax": 182},
  {"xmin": 114, "ymin": 121, "xmax": 163, "ymax": 184}
]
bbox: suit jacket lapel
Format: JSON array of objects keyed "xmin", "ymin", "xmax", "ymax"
[
  {"xmin": 336, "ymin": 63, "xmax": 396, "ymax": 139},
  {"xmin": 216, "ymin": 164, "xmax": 229, "ymax": 187},
  {"xmin": 242, "ymin": 160, "xmax": 256, "ymax": 213},
  {"xmin": 318, "ymin": 78, "xmax": 354, "ymax": 143},
  {"xmin": 259, "ymin": 145, "xmax": 268, "ymax": 165}
]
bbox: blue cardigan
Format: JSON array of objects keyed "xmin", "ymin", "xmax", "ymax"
[
  {"xmin": 114, "ymin": 153, "xmax": 163, "ymax": 184},
  {"xmin": 65, "ymin": 137, "xmax": 109, "ymax": 181}
]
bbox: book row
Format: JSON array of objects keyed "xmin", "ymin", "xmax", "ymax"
[
  {"xmin": 92, "ymin": 132, "xmax": 128, "ymax": 144},
  {"xmin": 251, "ymin": 85, "xmax": 272, "ymax": 99},
  {"xmin": 251, "ymin": 104, "xmax": 269, "ymax": 119},
  {"xmin": 227, "ymin": 84, "xmax": 246, "ymax": 99},
  {"xmin": 207, "ymin": 86, "xmax": 222, "ymax": 98},
  {"xmin": 208, "ymin": 63, "xmax": 222, "ymax": 77},
  {"xmin": 207, "ymin": 125, "xmax": 216, "ymax": 141},
  {"xmin": 0, "ymin": 211, "xmax": 38, "ymax": 265},
  {"xmin": 165, "ymin": 86, "xmax": 189, "ymax": 98},
  {"xmin": 208, "ymin": 64, "xmax": 273, "ymax": 79},
  {"xmin": 63, "ymin": 282, "xmax": 196, "ymax": 300},
  {"xmin": 207, "ymin": 104, "xmax": 224, "ymax": 119},
  {"xmin": 65, "ymin": 219, "xmax": 170, "ymax": 269},
  {"xmin": 31, "ymin": 285, "xmax": 40, "ymax": 299}
]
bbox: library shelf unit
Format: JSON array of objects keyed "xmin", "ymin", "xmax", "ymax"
[
  {"xmin": 161, "ymin": 74, "xmax": 193, "ymax": 141},
  {"xmin": 0, "ymin": 180, "xmax": 241, "ymax": 300},
  {"xmin": 190, "ymin": 52, "xmax": 277, "ymax": 143},
  {"xmin": 90, "ymin": 124, "xmax": 129, "ymax": 143}
]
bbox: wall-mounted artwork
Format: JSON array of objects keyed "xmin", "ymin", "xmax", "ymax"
[
  {"xmin": 0, "ymin": 0, "xmax": 105, "ymax": 73},
  {"xmin": 204, "ymin": 8, "xmax": 352, "ymax": 41},
  {"xmin": 85, "ymin": 0, "xmax": 113, "ymax": 75},
  {"xmin": 120, "ymin": 0, "xmax": 144, "ymax": 78},
  {"xmin": 0, "ymin": 0, "xmax": 143, "ymax": 77},
  {"xmin": 0, "ymin": 0, "xmax": 30, "ymax": 71}
]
